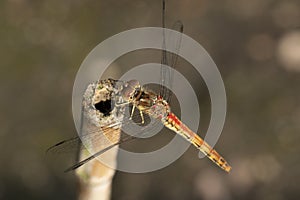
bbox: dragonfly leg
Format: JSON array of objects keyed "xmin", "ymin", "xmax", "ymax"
[
  {"xmin": 130, "ymin": 105, "xmax": 136, "ymax": 120},
  {"xmin": 140, "ymin": 110, "xmax": 145, "ymax": 124},
  {"xmin": 115, "ymin": 102, "xmax": 130, "ymax": 107},
  {"xmin": 129, "ymin": 105, "xmax": 144, "ymax": 124}
]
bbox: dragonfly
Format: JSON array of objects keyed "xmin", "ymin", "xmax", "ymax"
[{"xmin": 47, "ymin": 0, "xmax": 231, "ymax": 173}]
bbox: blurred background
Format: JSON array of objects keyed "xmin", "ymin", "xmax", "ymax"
[{"xmin": 1, "ymin": 0, "xmax": 300, "ymax": 199}]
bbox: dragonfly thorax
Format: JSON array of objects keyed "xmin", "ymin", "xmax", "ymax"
[{"xmin": 134, "ymin": 89, "xmax": 158, "ymax": 110}]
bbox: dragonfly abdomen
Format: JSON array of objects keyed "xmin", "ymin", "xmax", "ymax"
[
  {"xmin": 164, "ymin": 112, "xmax": 232, "ymax": 172},
  {"xmin": 164, "ymin": 112, "xmax": 196, "ymax": 140}
]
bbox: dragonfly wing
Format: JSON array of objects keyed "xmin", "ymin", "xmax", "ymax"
[
  {"xmin": 160, "ymin": 1, "xmax": 184, "ymax": 103},
  {"xmin": 46, "ymin": 115, "xmax": 162, "ymax": 172},
  {"xmin": 64, "ymin": 134, "xmax": 135, "ymax": 172},
  {"xmin": 46, "ymin": 120, "xmax": 123, "ymax": 156},
  {"xmin": 165, "ymin": 20, "xmax": 183, "ymax": 103},
  {"xmin": 46, "ymin": 136, "xmax": 82, "ymax": 155}
]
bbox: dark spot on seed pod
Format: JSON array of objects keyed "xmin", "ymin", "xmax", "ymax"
[{"xmin": 94, "ymin": 99, "xmax": 115, "ymax": 116}]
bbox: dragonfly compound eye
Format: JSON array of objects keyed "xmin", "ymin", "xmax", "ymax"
[
  {"xmin": 127, "ymin": 80, "xmax": 140, "ymax": 90},
  {"xmin": 120, "ymin": 80, "xmax": 141, "ymax": 101},
  {"xmin": 121, "ymin": 86, "xmax": 135, "ymax": 101}
]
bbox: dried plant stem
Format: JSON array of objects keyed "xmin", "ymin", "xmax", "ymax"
[
  {"xmin": 76, "ymin": 120, "xmax": 120, "ymax": 200},
  {"xmin": 75, "ymin": 80, "xmax": 123, "ymax": 200}
]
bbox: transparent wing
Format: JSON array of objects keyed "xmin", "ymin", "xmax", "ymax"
[
  {"xmin": 160, "ymin": 0, "xmax": 184, "ymax": 103},
  {"xmin": 47, "ymin": 111, "xmax": 160, "ymax": 172},
  {"xmin": 63, "ymin": 134, "xmax": 135, "ymax": 172},
  {"xmin": 47, "ymin": 109, "xmax": 158, "ymax": 154},
  {"xmin": 46, "ymin": 121, "xmax": 126, "ymax": 155}
]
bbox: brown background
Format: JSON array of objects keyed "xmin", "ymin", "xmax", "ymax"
[{"xmin": 1, "ymin": 0, "xmax": 300, "ymax": 199}]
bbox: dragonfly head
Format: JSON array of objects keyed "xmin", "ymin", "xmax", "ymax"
[{"xmin": 121, "ymin": 80, "xmax": 141, "ymax": 102}]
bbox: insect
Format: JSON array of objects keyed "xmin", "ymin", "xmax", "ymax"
[
  {"xmin": 47, "ymin": 0, "xmax": 231, "ymax": 173},
  {"xmin": 117, "ymin": 78, "xmax": 231, "ymax": 172}
]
